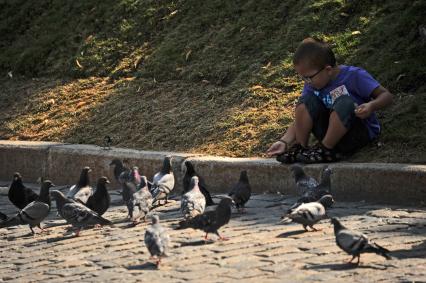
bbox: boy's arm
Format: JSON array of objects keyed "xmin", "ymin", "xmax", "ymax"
[
  {"xmin": 266, "ymin": 123, "xmax": 296, "ymax": 156},
  {"xmin": 355, "ymin": 86, "xmax": 393, "ymax": 119}
]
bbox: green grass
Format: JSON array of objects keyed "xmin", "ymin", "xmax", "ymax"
[{"xmin": 0, "ymin": 0, "xmax": 425, "ymax": 162}]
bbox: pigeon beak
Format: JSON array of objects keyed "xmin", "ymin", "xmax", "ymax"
[
  {"xmin": 51, "ymin": 183, "xmax": 56, "ymax": 187},
  {"xmin": 106, "ymin": 180, "xmax": 111, "ymax": 184}
]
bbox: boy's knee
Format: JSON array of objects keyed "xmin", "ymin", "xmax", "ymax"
[
  {"xmin": 297, "ymin": 95, "xmax": 324, "ymax": 119},
  {"xmin": 332, "ymin": 95, "xmax": 356, "ymax": 129}
]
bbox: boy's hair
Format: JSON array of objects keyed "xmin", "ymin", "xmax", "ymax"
[{"xmin": 293, "ymin": 38, "xmax": 336, "ymax": 69}]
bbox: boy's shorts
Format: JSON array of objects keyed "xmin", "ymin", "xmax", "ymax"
[{"xmin": 298, "ymin": 94, "xmax": 373, "ymax": 155}]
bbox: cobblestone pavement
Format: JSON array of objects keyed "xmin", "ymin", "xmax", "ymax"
[{"xmin": 1, "ymin": 185, "xmax": 426, "ymax": 283}]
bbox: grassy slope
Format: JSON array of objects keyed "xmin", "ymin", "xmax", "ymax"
[{"xmin": 0, "ymin": 0, "xmax": 425, "ymax": 162}]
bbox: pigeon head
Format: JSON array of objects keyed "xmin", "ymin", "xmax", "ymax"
[
  {"xmin": 150, "ymin": 214, "xmax": 160, "ymax": 224},
  {"xmin": 189, "ymin": 176, "xmax": 200, "ymax": 190},
  {"xmin": 12, "ymin": 172, "xmax": 22, "ymax": 181},
  {"xmin": 98, "ymin": 176, "xmax": 110, "ymax": 185},
  {"xmin": 318, "ymin": 194, "xmax": 334, "ymax": 208},
  {"xmin": 218, "ymin": 197, "xmax": 235, "ymax": 208},
  {"xmin": 185, "ymin": 161, "xmax": 195, "ymax": 174},
  {"xmin": 330, "ymin": 217, "xmax": 344, "ymax": 230},
  {"xmin": 41, "ymin": 180, "xmax": 55, "ymax": 189},
  {"xmin": 239, "ymin": 170, "xmax": 249, "ymax": 183},
  {"xmin": 161, "ymin": 156, "xmax": 173, "ymax": 174},
  {"xmin": 78, "ymin": 167, "xmax": 91, "ymax": 186},
  {"xmin": 290, "ymin": 164, "xmax": 306, "ymax": 180},
  {"xmin": 109, "ymin": 159, "xmax": 123, "ymax": 166}
]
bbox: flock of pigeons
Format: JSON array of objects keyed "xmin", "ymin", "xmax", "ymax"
[{"xmin": 0, "ymin": 156, "xmax": 391, "ymax": 268}]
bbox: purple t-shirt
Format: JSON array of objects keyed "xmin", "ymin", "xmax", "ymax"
[{"xmin": 301, "ymin": 65, "xmax": 380, "ymax": 139}]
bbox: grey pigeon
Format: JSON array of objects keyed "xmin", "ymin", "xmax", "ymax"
[
  {"xmin": 0, "ymin": 181, "xmax": 55, "ymax": 234},
  {"xmin": 181, "ymin": 176, "xmax": 206, "ymax": 220},
  {"xmin": 288, "ymin": 167, "xmax": 334, "ymax": 211},
  {"xmin": 144, "ymin": 215, "xmax": 170, "ymax": 267},
  {"xmin": 8, "ymin": 172, "xmax": 39, "ymax": 210},
  {"xmin": 86, "ymin": 177, "xmax": 111, "ymax": 216},
  {"xmin": 122, "ymin": 167, "xmax": 141, "ymax": 208},
  {"xmin": 331, "ymin": 217, "xmax": 391, "ymax": 265},
  {"xmin": 176, "ymin": 197, "xmax": 233, "ymax": 241},
  {"xmin": 109, "ymin": 159, "xmax": 130, "ymax": 184},
  {"xmin": 281, "ymin": 195, "xmax": 333, "ymax": 231},
  {"xmin": 183, "ymin": 161, "xmax": 214, "ymax": 206},
  {"xmin": 228, "ymin": 170, "xmax": 251, "ymax": 213},
  {"xmin": 291, "ymin": 164, "xmax": 319, "ymax": 196},
  {"xmin": 128, "ymin": 176, "xmax": 153, "ymax": 224},
  {"xmin": 51, "ymin": 190, "xmax": 112, "ymax": 236},
  {"xmin": 151, "ymin": 156, "xmax": 175, "ymax": 206},
  {"xmin": 67, "ymin": 167, "xmax": 93, "ymax": 204}
]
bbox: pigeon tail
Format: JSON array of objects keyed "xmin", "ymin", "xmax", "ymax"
[
  {"xmin": 0, "ymin": 215, "xmax": 23, "ymax": 228},
  {"xmin": 0, "ymin": 212, "xmax": 7, "ymax": 221},
  {"xmin": 365, "ymin": 243, "xmax": 392, "ymax": 260}
]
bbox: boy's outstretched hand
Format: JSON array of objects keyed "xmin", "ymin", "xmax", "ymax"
[
  {"xmin": 355, "ymin": 102, "xmax": 374, "ymax": 119},
  {"xmin": 266, "ymin": 141, "xmax": 287, "ymax": 157}
]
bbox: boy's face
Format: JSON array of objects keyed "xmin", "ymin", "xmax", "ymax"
[{"xmin": 295, "ymin": 61, "xmax": 333, "ymax": 90}]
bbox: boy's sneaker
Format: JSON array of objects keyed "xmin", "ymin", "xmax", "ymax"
[
  {"xmin": 295, "ymin": 143, "xmax": 342, "ymax": 164},
  {"xmin": 276, "ymin": 144, "xmax": 305, "ymax": 164}
]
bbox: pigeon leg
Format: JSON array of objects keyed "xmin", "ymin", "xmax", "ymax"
[
  {"xmin": 165, "ymin": 196, "xmax": 169, "ymax": 204},
  {"xmin": 156, "ymin": 258, "xmax": 161, "ymax": 268},
  {"xmin": 29, "ymin": 227, "xmax": 35, "ymax": 235},
  {"xmin": 216, "ymin": 231, "xmax": 229, "ymax": 241},
  {"xmin": 355, "ymin": 256, "xmax": 361, "ymax": 265},
  {"xmin": 347, "ymin": 255, "xmax": 357, "ymax": 264},
  {"xmin": 303, "ymin": 225, "xmax": 309, "ymax": 231},
  {"xmin": 204, "ymin": 232, "xmax": 210, "ymax": 240},
  {"xmin": 37, "ymin": 224, "xmax": 47, "ymax": 233},
  {"xmin": 309, "ymin": 225, "xmax": 321, "ymax": 232},
  {"xmin": 75, "ymin": 229, "xmax": 81, "ymax": 237}
]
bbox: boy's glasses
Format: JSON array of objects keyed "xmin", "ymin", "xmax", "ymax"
[{"xmin": 299, "ymin": 66, "xmax": 326, "ymax": 84}]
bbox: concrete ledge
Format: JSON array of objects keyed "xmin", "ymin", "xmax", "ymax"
[{"xmin": 0, "ymin": 140, "xmax": 425, "ymax": 205}]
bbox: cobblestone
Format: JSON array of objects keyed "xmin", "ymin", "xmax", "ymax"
[{"xmin": 1, "ymin": 186, "xmax": 426, "ymax": 282}]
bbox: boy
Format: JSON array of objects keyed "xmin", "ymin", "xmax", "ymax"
[{"xmin": 266, "ymin": 38, "xmax": 393, "ymax": 163}]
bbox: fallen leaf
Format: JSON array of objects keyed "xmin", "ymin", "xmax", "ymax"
[
  {"xmin": 76, "ymin": 59, "xmax": 83, "ymax": 69},
  {"xmin": 185, "ymin": 50, "xmax": 192, "ymax": 61}
]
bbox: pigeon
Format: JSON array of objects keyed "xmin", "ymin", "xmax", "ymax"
[
  {"xmin": 0, "ymin": 181, "xmax": 55, "ymax": 234},
  {"xmin": 122, "ymin": 167, "xmax": 141, "ymax": 206},
  {"xmin": 183, "ymin": 161, "xmax": 214, "ymax": 206},
  {"xmin": 228, "ymin": 170, "xmax": 251, "ymax": 213},
  {"xmin": 181, "ymin": 176, "xmax": 206, "ymax": 220},
  {"xmin": 331, "ymin": 217, "xmax": 391, "ymax": 265},
  {"xmin": 51, "ymin": 190, "xmax": 112, "ymax": 236},
  {"xmin": 151, "ymin": 156, "xmax": 175, "ymax": 206},
  {"xmin": 176, "ymin": 197, "xmax": 234, "ymax": 241},
  {"xmin": 128, "ymin": 176, "xmax": 153, "ymax": 224},
  {"xmin": 109, "ymin": 159, "xmax": 130, "ymax": 184},
  {"xmin": 281, "ymin": 195, "xmax": 334, "ymax": 231},
  {"xmin": 290, "ymin": 164, "xmax": 319, "ymax": 196},
  {"xmin": 8, "ymin": 172, "xmax": 39, "ymax": 210},
  {"xmin": 288, "ymin": 167, "xmax": 334, "ymax": 211},
  {"xmin": 144, "ymin": 214, "xmax": 170, "ymax": 268},
  {"xmin": 67, "ymin": 167, "xmax": 93, "ymax": 204},
  {"xmin": 86, "ymin": 177, "xmax": 111, "ymax": 216}
]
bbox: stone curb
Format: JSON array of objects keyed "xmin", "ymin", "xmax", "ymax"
[{"xmin": 0, "ymin": 140, "xmax": 425, "ymax": 205}]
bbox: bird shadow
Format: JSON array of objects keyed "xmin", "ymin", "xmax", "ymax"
[
  {"xmin": 126, "ymin": 262, "xmax": 157, "ymax": 270},
  {"xmin": 276, "ymin": 230, "xmax": 306, "ymax": 238},
  {"xmin": 46, "ymin": 233, "xmax": 76, "ymax": 243},
  {"xmin": 177, "ymin": 239, "xmax": 215, "ymax": 247},
  {"xmin": 304, "ymin": 262, "xmax": 392, "ymax": 271},
  {"xmin": 391, "ymin": 240, "xmax": 426, "ymax": 259}
]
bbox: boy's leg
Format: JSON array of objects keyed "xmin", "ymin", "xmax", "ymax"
[
  {"xmin": 276, "ymin": 95, "xmax": 328, "ymax": 163},
  {"xmin": 296, "ymin": 95, "xmax": 370, "ymax": 163}
]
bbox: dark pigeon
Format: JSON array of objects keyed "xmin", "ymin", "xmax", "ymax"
[
  {"xmin": 151, "ymin": 156, "xmax": 175, "ymax": 206},
  {"xmin": 183, "ymin": 161, "xmax": 214, "ymax": 206},
  {"xmin": 0, "ymin": 181, "xmax": 55, "ymax": 234},
  {"xmin": 144, "ymin": 215, "xmax": 169, "ymax": 268},
  {"xmin": 128, "ymin": 176, "xmax": 153, "ymax": 224},
  {"xmin": 331, "ymin": 217, "xmax": 391, "ymax": 265},
  {"xmin": 228, "ymin": 170, "xmax": 251, "ymax": 213},
  {"xmin": 67, "ymin": 167, "xmax": 93, "ymax": 204},
  {"xmin": 281, "ymin": 195, "xmax": 334, "ymax": 231},
  {"xmin": 290, "ymin": 164, "xmax": 319, "ymax": 196},
  {"xmin": 8, "ymin": 172, "xmax": 39, "ymax": 210},
  {"xmin": 109, "ymin": 159, "xmax": 130, "ymax": 184},
  {"xmin": 181, "ymin": 176, "xmax": 206, "ymax": 220},
  {"xmin": 51, "ymin": 190, "xmax": 112, "ymax": 236},
  {"xmin": 122, "ymin": 167, "xmax": 141, "ymax": 208},
  {"xmin": 176, "ymin": 197, "xmax": 234, "ymax": 241},
  {"xmin": 86, "ymin": 177, "xmax": 111, "ymax": 216},
  {"xmin": 288, "ymin": 167, "xmax": 334, "ymax": 211}
]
